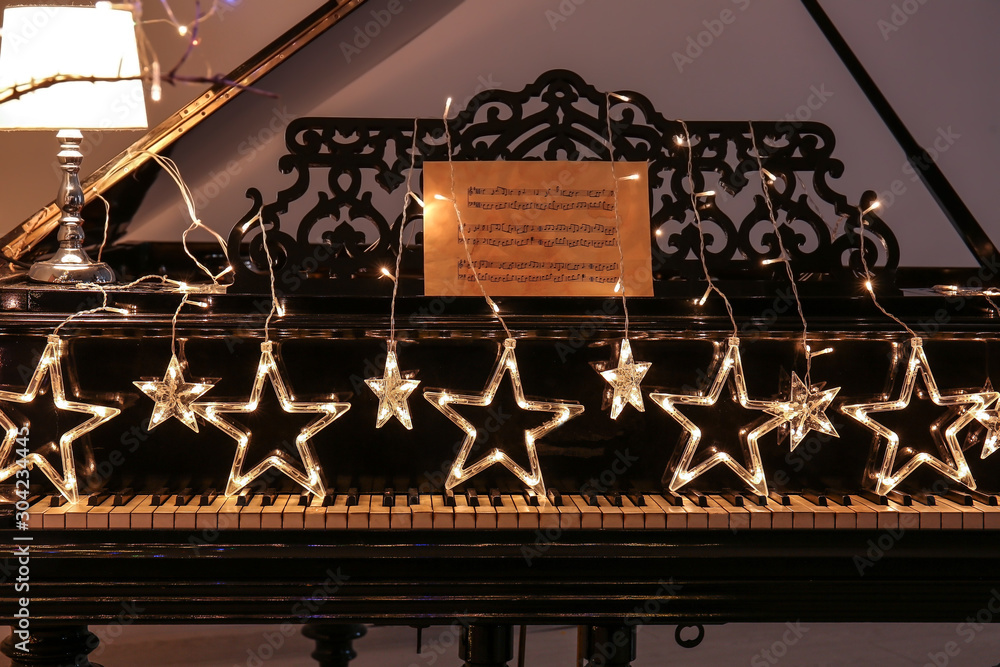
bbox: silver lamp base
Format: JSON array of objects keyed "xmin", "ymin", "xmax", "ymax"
[
  {"xmin": 28, "ymin": 130, "xmax": 116, "ymax": 284},
  {"xmin": 27, "ymin": 249, "xmax": 115, "ymax": 284}
]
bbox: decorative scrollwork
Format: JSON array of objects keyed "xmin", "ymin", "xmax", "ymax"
[{"xmin": 226, "ymin": 69, "xmax": 898, "ymax": 294}]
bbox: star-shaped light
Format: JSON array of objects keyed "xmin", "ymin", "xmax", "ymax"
[
  {"xmin": 425, "ymin": 338, "xmax": 584, "ymax": 496},
  {"xmin": 0, "ymin": 335, "xmax": 120, "ymax": 504},
  {"xmin": 970, "ymin": 380, "xmax": 1000, "ymax": 459},
  {"xmin": 842, "ymin": 337, "xmax": 989, "ymax": 496},
  {"xmin": 649, "ymin": 337, "xmax": 773, "ymax": 496},
  {"xmin": 766, "ymin": 372, "xmax": 840, "ymax": 452},
  {"xmin": 365, "ymin": 341, "xmax": 420, "ymax": 429},
  {"xmin": 133, "ymin": 353, "xmax": 216, "ymax": 432},
  {"xmin": 592, "ymin": 338, "xmax": 651, "ymax": 420},
  {"xmin": 193, "ymin": 341, "xmax": 350, "ymax": 498}
]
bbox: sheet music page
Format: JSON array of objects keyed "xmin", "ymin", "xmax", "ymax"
[{"xmin": 423, "ymin": 161, "xmax": 652, "ymax": 297}]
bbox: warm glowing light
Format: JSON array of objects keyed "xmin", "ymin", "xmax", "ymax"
[
  {"xmin": 426, "ymin": 338, "xmax": 584, "ymax": 496},
  {"xmin": 178, "ymin": 25, "xmax": 188, "ymax": 36}
]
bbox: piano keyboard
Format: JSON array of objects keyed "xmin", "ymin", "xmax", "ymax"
[{"xmin": 20, "ymin": 488, "xmax": 1000, "ymax": 531}]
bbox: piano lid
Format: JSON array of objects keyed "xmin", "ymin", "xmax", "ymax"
[{"xmin": 1, "ymin": 0, "xmax": 997, "ymax": 273}]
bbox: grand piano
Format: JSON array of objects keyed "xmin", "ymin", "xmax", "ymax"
[{"xmin": 2, "ymin": 2, "xmax": 1000, "ymax": 666}]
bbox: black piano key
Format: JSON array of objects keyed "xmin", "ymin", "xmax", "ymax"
[
  {"xmin": 683, "ymin": 491, "xmax": 709, "ymax": 508},
  {"xmin": 546, "ymin": 489, "xmax": 562, "ymax": 506},
  {"xmin": 886, "ymin": 491, "xmax": 913, "ymax": 506},
  {"xmin": 321, "ymin": 490, "xmax": 335, "ymax": 507},
  {"xmin": 609, "ymin": 491, "xmax": 623, "ymax": 507},
  {"xmin": 150, "ymin": 488, "xmax": 170, "ymax": 507},
  {"xmin": 585, "ymin": 491, "xmax": 599, "ymax": 507},
  {"xmin": 721, "ymin": 492, "xmax": 745, "ymax": 507},
  {"xmin": 524, "ymin": 490, "xmax": 540, "ymax": 506},
  {"xmin": 49, "ymin": 495, "xmax": 67, "ymax": 508},
  {"xmin": 911, "ymin": 492, "xmax": 937, "ymax": 506},
  {"xmin": 88, "ymin": 493, "xmax": 111, "ymax": 507},
  {"xmin": 199, "ymin": 489, "xmax": 218, "ymax": 507},
  {"xmin": 660, "ymin": 492, "xmax": 684, "ymax": 507},
  {"xmin": 407, "ymin": 488, "xmax": 420, "ymax": 506},
  {"xmin": 114, "ymin": 488, "xmax": 136, "ymax": 506},
  {"xmin": 489, "ymin": 489, "xmax": 502, "ymax": 507},
  {"xmin": 382, "ymin": 488, "xmax": 395, "ymax": 508},
  {"xmin": 822, "ymin": 491, "xmax": 853, "ymax": 507},
  {"xmin": 466, "ymin": 489, "xmax": 479, "ymax": 507},
  {"xmin": 235, "ymin": 488, "xmax": 253, "ymax": 507},
  {"xmin": 345, "ymin": 487, "xmax": 359, "ymax": 507},
  {"xmin": 801, "ymin": 491, "xmax": 829, "ymax": 507},
  {"xmin": 260, "ymin": 488, "xmax": 278, "ymax": 507},
  {"xmin": 444, "ymin": 489, "xmax": 456, "ymax": 507},
  {"xmin": 297, "ymin": 493, "xmax": 310, "ymax": 507},
  {"xmin": 740, "ymin": 493, "xmax": 768, "ymax": 507},
  {"xmin": 768, "ymin": 492, "xmax": 792, "ymax": 507},
  {"xmin": 860, "ymin": 491, "xmax": 890, "ymax": 506},
  {"xmin": 944, "ymin": 490, "xmax": 975, "ymax": 507},
  {"xmin": 627, "ymin": 492, "xmax": 645, "ymax": 507}
]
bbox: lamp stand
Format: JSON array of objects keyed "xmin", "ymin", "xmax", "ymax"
[{"xmin": 28, "ymin": 130, "xmax": 115, "ymax": 284}]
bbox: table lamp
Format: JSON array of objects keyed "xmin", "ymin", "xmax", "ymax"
[{"xmin": 0, "ymin": 3, "xmax": 147, "ymax": 283}]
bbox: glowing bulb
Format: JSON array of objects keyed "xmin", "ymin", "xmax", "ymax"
[
  {"xmin": 761, "ymin": 168, "xmax": 778, "ymax": 183},
  {"xmin": 410, "ymin": 193, "xmax": 425, "ymax": 208},
  {"xmin": 618, "ymin": 173, "xmax": 640, "ymax": 181},
  {"xmin": 695, "ymin": 191, "xmax": 715, "ymax": 198},
  {"xmin": 863, "ymin": 201, "xmax": 881, "ymax": 215},
  {"xmin": 614, "ymin": 279, "xmax": 623, "ymax": 293},
  {"xmin": 434, "ymin": 194, "xmax": 453, "ymax": 201},
  {"xmin": 444, "ymin": 97, "xmax": 452, "ymax": 117},
  {"xmin": 865, "ymin": 280, "xmax": 874, "ymax": 292},
  {"xmin": 380, "ymin": 267, "xmax": 395, "ymax": 281},
  {"xmin": 609, "ymin": 93, "xmax": 630, "ymax": 102},
  {"xmin": 674, "ymin": 135, "xmax": 686, "ymax": 146},
  {"xmin": 178, "ymin": 25, "xmax": 188, "ymax": 36}
]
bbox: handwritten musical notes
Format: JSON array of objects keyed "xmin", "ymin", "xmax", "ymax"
[{"xmin": 423, "ymin": 161, "xmax": 652, "ymax": 297}]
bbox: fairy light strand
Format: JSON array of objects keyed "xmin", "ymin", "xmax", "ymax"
[
  {"xmin": 749, "ymin": 122, "xmax": 812, "ymax": 383},
  {"xmin": 442, "ymin": 97, "xmax": 512, "ymax": 339},
  {"xmin": 605, "ymin": 92, "xmax": 631, "ymax": 339},
  {"xmin": 679, "ymin": 120, "xmax": 738, "ymax": 337},
  {"xmin": 857, "ymin": 202, "xmax": 917, "ymax": 338},
  {"xmin": 389, "ymin": 118, "xmax": 421, "ymax": 343}
]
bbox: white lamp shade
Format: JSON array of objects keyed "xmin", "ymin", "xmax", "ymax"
[{"xmin": 0, "ymin": 5, "xmax": 147, "ymax": 130}]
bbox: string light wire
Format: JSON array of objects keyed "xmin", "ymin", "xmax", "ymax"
[{"xmin": 679, "ymin": 120, "xmax": 738, "ymax": 337}]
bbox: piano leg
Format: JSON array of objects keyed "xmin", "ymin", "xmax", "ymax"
[
  {"xmin": 301, "ymin": 623, "xmax": 367, "ymax": 666},
  {"xmin": 1, "ymin": 625, "xmax": 103, "ymax": 667},
  {"xmin": 458, "ymin": 623, "xmax": 514, "ymax": 667},
  {"xmin": 580, "ymin": 624, "xmax": 636, "ymax": 667}
]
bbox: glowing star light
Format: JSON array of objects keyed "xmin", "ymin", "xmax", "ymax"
[
  {"xmin": 842, "ymin": 338, "xmax": 987, "ymax": 495},
  {"xmin": 133, "ymin": 354, "xmax": 216, "ymax": 432},
  {"xmin": 649, "ymin": 337, "xmax": 773, "ymax": 496},
  {"xmin": 592, "ymin": 338, "xmax": 651, "ymax": 420},
  {"xmin": 0, "ymin": 336, "xmax": 120, "ymax": 504},
  {"xmin": 767, "ymin": 372, "xmax": 840, "ymax": 452},
  {"xmin": 193, "ymin": 341, "xmax": 350, "ymax": 498},
  {"xmin": 425, "ymin": 338, "xmax": 584, "ymax": 496},
  {"xmin": 365, "ymin": 341, "xmax": 420, "ymax": 429}
]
